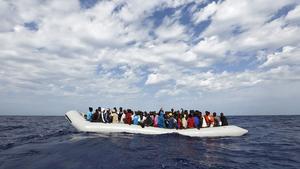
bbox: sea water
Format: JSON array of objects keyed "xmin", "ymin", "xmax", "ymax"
[{"xmin": 0, "ymin": 115, "xmax": 299, "ymax": 169}]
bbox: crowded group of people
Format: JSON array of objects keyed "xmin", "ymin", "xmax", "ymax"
[{"xmin": 85, "ymin": 107, "xmax": 228, "ymax": 129}]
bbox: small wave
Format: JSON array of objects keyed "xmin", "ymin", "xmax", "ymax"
[
  {"xmin": 0, "ymin": 143, "xmax": 15, "ymax": 151},
  {"xmin": 69, "ymin": 132, "xmax": 137, "ymax": 141},
  {"xmin": 0, "ymin": 125, "xmax": 26, "ymax": 132},
  {"xmin": 40, "ymin": 129, "xmax": 73, "ymax": 139}
]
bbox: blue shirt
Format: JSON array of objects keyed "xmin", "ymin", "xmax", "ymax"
[
  {"xmin": 194, "ymin": 116, "xmax": 200, "ymax": 127},
  {"xmin": 133, "ymin": 115, "xmax": 139, "ymax": 125},
  {"xmin": 87, "ymin": 111, "xmax": 93, "ymax": 121},
  {"xmin": 158, "ymin": 114, "xmax": 165, "ymax": 128}
]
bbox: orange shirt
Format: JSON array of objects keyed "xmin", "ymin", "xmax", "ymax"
[
  {"xmin": 204, "ymin": 115, "xmax": 210, "ymax": 124},
  {"xmin": 209, "ymin": 115, "xmax": 214, "ymax": 123}
]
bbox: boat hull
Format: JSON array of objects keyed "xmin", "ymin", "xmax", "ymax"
[{"xmin": 65, "ymin": 110, "xmax": 248, "ymax": 137}]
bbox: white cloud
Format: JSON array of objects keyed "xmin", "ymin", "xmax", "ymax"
[
  {"xmin": 155, "ymin": 17, "xmax": 188, "ymax": 41},
  {"xmin": 260, "ymin": 46, "xmax": 300, "ymax": 67},
  {"xmin": 235, "ymin": 19, "xmax": 300, "ymax": 51},
  {"xmin": 286, "ymin": 4, "xmax": 300, "ymax": 23},
  {"xmin": 192, "ymin": 36, "xmax": 229, "ymax": 57},
  {"xmin": 192, "ymin": 1, "xmax": 218, "ymax": 24},
  {"xmin": 145, "ymin": 73, "xmax": 170, "ymax": 85},
  {"xmin": 202, "ymin": 0, "xmax": 298, "ymax": 37}
]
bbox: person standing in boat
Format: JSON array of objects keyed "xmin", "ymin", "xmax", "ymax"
[
  {"xmin": 220, "ymin": 112, "xmax": 228, "ymax": 126},
  {"xmin": 86, "ymin": 107, "xmax": 93, "ymax": 121}
]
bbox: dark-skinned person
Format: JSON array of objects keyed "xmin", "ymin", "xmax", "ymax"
[
  {"xmin": 158, "ymin": 110, "xmax": 165, "ymax": 128},
  {"xmin": 193, "ymin": 112, "xmax": 200, "ymax": 129},
  {"xmin": 125, "ymin": 109, "xmax": 133, "ymax": 125},
  {"xmin": 177, "ymin": 112, "xmax": 182, "ymax": 129},
  {"xmin": 144, "ymin": 113, "xmax": 153, "ymax": 127},
  {"xmin": 220, "ymin": 112, "xmax": 229, "ymax": 126},
  {"xmin": 213, "ymin": 112, "xmax": 220, "ymax": 127},
  {"xmin": 181, "ymin": 113, "xmax": 187, "ymax": 129},
  {"xmin": 86, "ymin": 107, "xmax": 93, "ymax": 121},
  {"xmin": 187, "ymin": 114, "xmax": 195, "ymax": 128},
  {"xmin": 111, "ymin": 108, "xmax": 118, "ymax": 123},
  {"xmin": 118, "ymin": 107, "xmax": 123, "ymax": 122},
  {"xmin": 198, "ymin": 112, "xmax": 203, "ymax": 128},
  {"xmin": 92, "ymin": 109, "xmax": 99, "ymax": 122},
  {"xmin": 168, "ymin": 113, "xmax": 177, "ymax": 129}
]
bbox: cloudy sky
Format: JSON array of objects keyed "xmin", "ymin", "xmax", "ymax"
[{"xmin": 1, "ymin": 0, "xmax": 300, "ymax": 115}]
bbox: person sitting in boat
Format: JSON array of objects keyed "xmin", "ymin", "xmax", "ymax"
[
  {"xmin": 86, "ymin": 107, "xmax": 93, "ymax": 121},
  {"xmin": 181, "ymin": 112, "xmax": 188, "ymax": 129},
  {"xmin": 204, "ymin": 111, "xmax": 210, "ymax": 126},
  {"xmin": 153, "ymin": 112, "xmax": 158, "ymax": 127},
  {"xmin": 187, "ymin": 114, "xmax": 195, "ymax": 128},
  {"xmin": 111, "ymin": 107, "xmax": 119, "ymax": 123},
  {"xmin": 125, "ymin": 109, "xmax": 133, "ymax": 125},
  {"xmin": 164, "ymin": 112, "xmax": 170, "ymax": 128},
  {"xmin": 198, "ymin": 111, "xmax": 203, "ymax": 128},
  {"xmin": 120, "ymin": 109, "xmax": 126, "ymax": 123},
  {"xmin": 106, "ymin": 109, "xmax": 112, "ymax": 123},
  {"xmin": 213, "ymin": 112, "xmax": 220, "ymax": 127},
  {"xmin": 144, "ymin": 113, "xmax": 153, "ymax": 127},
  {"xmin": 100, "ymin": 108, "xmax": 107, "ymax": 123},
  {"xmin": 176, "ymin": 112, "xmax": 182, "ymax": 129},
  {"xmin": 92, "ymin": 109, "xmax": 99, "ymax": 122},
  {"xmin": 193, "ymin": 111, "xmax": 200, "ymax": 129},
  {"xmin": 157, "ymin": 109, "xmax": 165, "ymax": 128},
  {"xmin": 118, "ymin": 107, "xmax": 123, "ymax": 123},
  {"xmin": 168, "ymin": 113, "xmax": 177, "ymax": 129},
  {"xmin": 96, "ymin": 107, "xmax": 102, "ymax": 122},
  {"xmin": 141, "ymin": 112, "xmax": 147, "ymax": 124},
  {"xmin": 220, "ymin": 112, "xmax": 228, "ymax": 126},
  {"xmin": 209, "ymin": 112, "xmax": 215, "ymax": 127},
  {"xmin": 133, "ymin": 112, "xmax": 140, "ymax": 125},
  {"xmin": 204, "ymin": 111, "xmax": 214, "ymax": 127},
  {"xmin": 105, "ymin": 109, "xmax": 111, "ymax": 123}
]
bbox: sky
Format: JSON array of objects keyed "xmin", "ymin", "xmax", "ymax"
[{"xmin": 1, "ymin": 0, "xmax": 300, "ymax": 116}]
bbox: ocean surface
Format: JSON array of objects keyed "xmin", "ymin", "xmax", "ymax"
[{"xmin": 0, "ymin": 115, "xmax": 299, "ymax": 169}]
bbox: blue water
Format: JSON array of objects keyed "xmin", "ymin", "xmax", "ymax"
[{"xmin": 0, "ymin": 116, "xmax": 299, "ymax": 169}]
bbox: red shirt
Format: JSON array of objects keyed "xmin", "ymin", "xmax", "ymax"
[
  {"xmin": 125, "ymin": 113, "xmax": 132, "ymax": 124},
  {"xmin": 187, "ymin": 117, "xmax": 195, "ymax": 128},
  {"xmin": 177, "ymin": 118, "xmax": 182, "ymax": 129}
]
